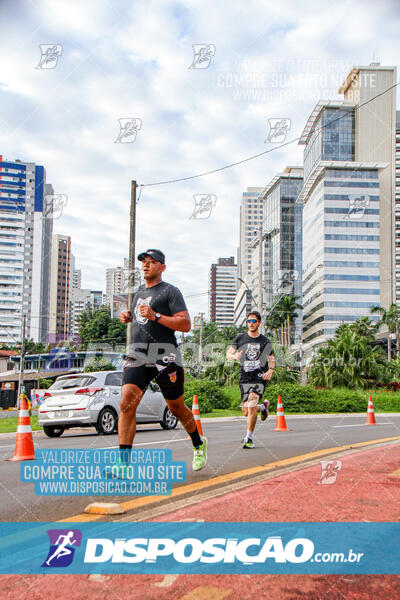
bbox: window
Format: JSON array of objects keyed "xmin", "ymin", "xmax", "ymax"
[{"xmin": 105, "ymin": 372, "xmax": 123, "ymax": 386}]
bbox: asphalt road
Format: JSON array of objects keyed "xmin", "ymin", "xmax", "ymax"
[{"xmin": 0, "ymin": 414, "xmax": 399, "ymax": 522}]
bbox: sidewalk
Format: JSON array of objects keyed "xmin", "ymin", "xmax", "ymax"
[
  {"xmin": 152, "ymin": 439, "xmax": 400, "ymax": 523},
  {"xmin": 1, "ymin": 441, "xmax": 399, "ymax": 599}
]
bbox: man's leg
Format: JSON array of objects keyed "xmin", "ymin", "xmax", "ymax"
[
  {"xmin": 246, "ymin": 405, "xmax": 258, "ymax": 434},
  {"xmin": 118, "ymin": 383, "xmax": 143, "ymax": 446},
  {"xmin": 165, "ymin": 394, "xmax": 207, "ymax": 471},
  {"xmin": 165, "ymin": 394, "xmax": 199, "ymax": 441},
  {"xmin": 242, "ymin": 389, "xmax": 260, "ymax": 448}
]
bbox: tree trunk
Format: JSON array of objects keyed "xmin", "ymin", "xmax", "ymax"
[
  {"xmin": 388, "ymin": 329, "xmax": 392, "ymax": 362},
  {"xmin": 281, "ymin": 323, "xmax": 284, "ymax": 346}
]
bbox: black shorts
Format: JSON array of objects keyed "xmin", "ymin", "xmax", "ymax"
[
  {"xmin": 239, "ymin": 381, "xmax": 266, "ymax": 404},
  {"xmin": 122, "ymin": 358, "xmax": 184, "ymax": 400}
]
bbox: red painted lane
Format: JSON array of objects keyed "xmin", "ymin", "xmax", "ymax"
[
  {"xmin": 153, "ymin": 442, "xmax": 400, "ymax": 523},
  {"xmin": 1, "ymin": 443, "xmax": 399, "ymax": 598},
  {"xmin": 0, "ymin": 573, "xmax": 399, "ymax": 599}
]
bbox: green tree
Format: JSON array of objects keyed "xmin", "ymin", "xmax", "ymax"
[
  {"xmin": 83, "ymin": 358, "xmax": 116, "ymax": 372},
  {"xmin": 308, "ymin": 325, "xmax": 390, "ymax": 389},
  {"xmin": 370, "ymin": 303, "xmax": 400, "ymax": 361},
  {"xmin": 78, "ymin": 306, "xmax": 126, "ymax": 348},
  {"xmin": 265, "ymin": 295, "xmax": 302, "ymax": 346}
]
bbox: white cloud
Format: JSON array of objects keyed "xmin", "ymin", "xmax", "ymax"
[{"xmin": 0, "ymin": 0, "xmax": 399, "ymax": 319}]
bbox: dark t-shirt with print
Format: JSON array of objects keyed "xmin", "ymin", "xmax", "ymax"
[
  {"xmin": 128, "ymin": 281, "xmax": 187, "ymax": 366},
  {"xmin": 231, "ymin": 332, "xmax": 274, "ymax": 383}
]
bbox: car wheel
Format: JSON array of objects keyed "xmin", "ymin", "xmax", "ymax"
[
  {"xmin": 96, "ymin": 407, "xmax": 117, "ymax": 435},
  {"xmin": 43, "ymin": 425, "xmax": 65, "ymax": 438},
  {"xmin": 160, "ymin": 407, "xmax": 178, "ymax": 430}
]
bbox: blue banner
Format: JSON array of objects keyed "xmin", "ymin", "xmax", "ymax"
[{"xmin": 0, "ymin": 522, "xmax": 398, "ymax": 574}]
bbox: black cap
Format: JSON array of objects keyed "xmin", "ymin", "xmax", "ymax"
[{"xmin": 137, "ymin": 249, "xmax": 165, "ymax": 264}]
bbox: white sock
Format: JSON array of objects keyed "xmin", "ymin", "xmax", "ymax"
[
  {"xmin": 259, "ymin": 403, "xmax": 265, "ymax": 411},
  {"xmin": 246, "ymin": 430, "xmax": 253, "ymax": 440}
]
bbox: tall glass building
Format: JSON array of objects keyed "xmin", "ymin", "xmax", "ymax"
[
  {"xmin": 396, "ymin": 110, "xmax": 400, "ymax": 304},
  {"xmin": 298, "ymin": 103, "xmax": 386, "ymax": 353},
  {"xmin": 260, "ymin": 167, "xmax": 303, "ymax": 343},
  {"xmin": 0, "ymin": 156, "xmax": 53, "ymax": 344}
]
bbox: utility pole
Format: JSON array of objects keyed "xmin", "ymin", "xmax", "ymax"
[
  {"xmin": 17, "ymin": 314, "xmax": 26, "ymax": 408},
  {"xmin": 126, "ymin": 180, "xmax": 137, "ymax": 356}
]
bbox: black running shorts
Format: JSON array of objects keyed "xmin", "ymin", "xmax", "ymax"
[
  {"xmin": 122, "ymin": 358, "xmax": 184, "ymax": 400},
  {"xmin": 239, "ymin": 381, "xmax": 266, "ymax": 405}
]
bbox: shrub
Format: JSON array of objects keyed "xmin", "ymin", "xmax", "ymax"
[
  {"xmin": 83, "ymin": 359, "xmax": 116, "ymax": 372},
  {"xmin": 262, "ymin": 383, "xmax": 400, "ymax": 413},
  {"xmin": 184, "ymin": 379, "xmax": 230, "ymax": 413}
]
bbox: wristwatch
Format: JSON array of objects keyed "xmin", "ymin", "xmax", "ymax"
[{"xmin": 154, "ymin": 312, "xmax": 162, "ymax": 322}]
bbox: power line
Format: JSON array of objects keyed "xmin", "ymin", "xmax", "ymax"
[{"xmin": 139, "ymin": 81, "xmax": 400, "ymax": 189}]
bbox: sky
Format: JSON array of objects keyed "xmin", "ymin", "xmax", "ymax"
[{"xmin": 0, "ymin": 0, "xmax": 399, "ymax": 319}]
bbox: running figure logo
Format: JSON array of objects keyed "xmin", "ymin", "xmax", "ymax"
[
  {"xmin": 115, "ymin": 118, "xmax": 142, "ymax": 143},
  {"xmin": 188, "ymin": 44, "xmax": 216, "ymax": 69},
  {"xmin": 265, "ymin": 118, "xmax": 291, "ymax": 143},
  {"xmin": 344, "ymin": 195, "xmax": 370, "ymax": 220},
  {"xmin": 317, "ymin": 460, "xmax": 342, "ymax": 485},
  {"xmin": 41, "ymin": 529, "xmax": 82, "ymax": 568},
  {"xmin": 36, "ymin": 44, "xmax": 63, "ymax": 69},
  {"xmin": 189, "ymin": 194, "xmax": 217, "ymax": 219}
]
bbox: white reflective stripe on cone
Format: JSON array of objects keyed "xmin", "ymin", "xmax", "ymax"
[
  {"xmin": 18, "ymin": 410, "xmax": 30, "ymax": 417},
  {"xmin": 17, "ymin": 425, "xmax": 32, "ymax": 433}
]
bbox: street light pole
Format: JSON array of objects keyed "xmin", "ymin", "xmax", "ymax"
[
  {"xmin": 126, "ymin": 180, "xmax": 137, "ymax": 356},
  {"xmin": 17, "ymin": 314, "xmax": 26, "ymax": 408}
]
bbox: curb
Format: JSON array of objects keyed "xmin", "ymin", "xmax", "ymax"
[{"xmin": 61, "ymin": 436, "xmax": 400, "ymax": 523}]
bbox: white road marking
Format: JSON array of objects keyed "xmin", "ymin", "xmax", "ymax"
[{"xmin": 333, "ymin": 423, "xmax": 393, "ymax": 428}]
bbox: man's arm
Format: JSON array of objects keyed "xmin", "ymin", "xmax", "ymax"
[
  {"xmin": 226, "ymin": 345, "xmax": 242, "ymax": 361},
  {"xmin": 139, "ymin": 306, "xmax": 191, "ymax": 332},
  {"xmin": 261, "ymin": 353, "xmax": 275, "ymax": 380}
]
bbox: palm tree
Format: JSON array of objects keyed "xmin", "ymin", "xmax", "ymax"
[
  {"xmin": 273, "ymin": 295, "xmax": 302, "ymax": 346},
  {"xmin": 370, "ymin": 304, "xmax": 400, "ymax": 361},
  {"xmin": 308, "ymin": 327, "xmax": 388, "ymax": 389}
]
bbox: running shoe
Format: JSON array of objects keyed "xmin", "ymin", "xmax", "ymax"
[
  {"xmin": 242, "ymin": 438, "xmax": 254, "ymax": 449},
  {"xmin": 192, "ymin": 436, "xmax": 208, "ymax": 471},
  {"xmin": 260, "ymin": 399, "xmax": 270, "ymax": 421}
]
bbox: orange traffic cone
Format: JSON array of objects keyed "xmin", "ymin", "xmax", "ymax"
[
  {"xmin": 274, "ymin": 395, "xmax": 289, "ymax": 431},
  {"xmin": 366, "ymin": 395, "xmax": 377, "ymax": 425},
  {"xmin": 6, "ymin": 394, "xmax": 35, "ymax": 461},
  {"xmin": 192, "ymin": 394, "xmax": 203, "ymax": 436}
]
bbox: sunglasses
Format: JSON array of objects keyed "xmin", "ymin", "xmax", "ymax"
[{"xmin": 247, "ymin": 319, "xmax": 258, "ymax": 324}]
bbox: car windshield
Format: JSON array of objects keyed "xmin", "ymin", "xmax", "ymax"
[{"xmin": 50, "ymin": 375, "xmax": 97, "ymax": 390}]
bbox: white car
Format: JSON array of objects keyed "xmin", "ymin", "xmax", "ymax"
[{"xmin": 38, "ymin": 370, "xmax": 178, "ymax": 437}]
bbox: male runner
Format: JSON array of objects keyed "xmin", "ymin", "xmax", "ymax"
[
  {"xmin": 118, "ymin": 249, "xmax": 207, "ymax": 471},
  {"xmin": 226, "ymin": 310, "xmax": 275, "ymax": 448}
]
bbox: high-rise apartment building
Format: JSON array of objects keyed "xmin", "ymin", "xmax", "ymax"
[
  {"xmin": 238, "ymin": 187, "xmax": 264, "ymax": 282},
  {"xmin": 395, "ymin": 110, "xmax": 400, "ymax": 304},
  {"xmin": 0, "ymin": 156, "xmax": 53, "ymax": 344},
  {"xmin": 261, "ymin": 166, "xmax": 303, "ymax": 343},
  {"xmin": 49, "ymin": 234, "xmax": 71, "ymax": 343},
  {"xmin": 299, "ymin": 100, "xmax": 385, "ymax": 353},
  {"xmin": 209, "ymin": 257, "xmax": 237, "ymax": 327},
  {"xmin": 70, "ymin": 288, "xmax": 91, "ymax": 336},
  {"xmin": 339, "ymin": 63, "xmax": 397, "ymax": 307},
  {"xmin": 105, "ymin": 258, "xmax": 128, "ymax": 307}
]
